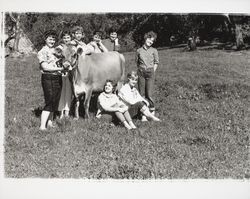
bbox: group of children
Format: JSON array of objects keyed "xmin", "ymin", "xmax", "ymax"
[{"xmin": 37, "ymin": 25, "xmax": 160, "ymax": 131}]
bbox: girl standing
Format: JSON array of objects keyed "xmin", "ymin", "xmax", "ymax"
[
  {"xmin": 57, "ymin": 30, "xmax": 73, "ymax": 118},
  {"xmin": 136, "ymin": 31, "xmax": 159, "ymax": 116},
  {"xmin": 37, "ymin": 30, "xmax": 64, "ymax": 130}
]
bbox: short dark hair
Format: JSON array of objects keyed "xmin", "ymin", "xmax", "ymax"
[
  {"xmin": 127, "ymin": 71, "xmax": 138, "ymax": 80},
  {"xmin": 108, "ymin": 28, "xmax": 117, "ymax": 35},
  {"xmin": 72, "ymin": 26, "xmax": 84, "ymax": 34},
  {"xmin": 103, "ymin": 79, "xmax": 117, "ymax": 92},
  {"xmin": 144, "ymin": 31, "xmax": 157, "ymax": 41},
  {"xmin": 93, "ymin": 30, "xmax": 103, "ymax": 38},
  {"xmin": 61, "ymin": 30, "xmax": 71, "ymax": 37},
  {"xmin": 44, "ymin": 30, "xmax": 57, "ymax": 40}
]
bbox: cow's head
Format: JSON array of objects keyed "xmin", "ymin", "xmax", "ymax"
[{"xmin": 55, "ymin": 44, "xmax": 79, "ymax": 70}]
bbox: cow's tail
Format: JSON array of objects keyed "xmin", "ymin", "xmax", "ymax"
[{"xmin": 117, "ymin": 53, "xmax": 126, "ymax": 91}]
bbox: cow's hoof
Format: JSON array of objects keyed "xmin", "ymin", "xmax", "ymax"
[{"xmin": 73, "ymin": 117, "xmax": 79, "ymax": 120}]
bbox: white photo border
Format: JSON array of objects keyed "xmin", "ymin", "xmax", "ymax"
[{"xmin": 0, "ymin": 0, "xmax": 250, "ymax": 198}]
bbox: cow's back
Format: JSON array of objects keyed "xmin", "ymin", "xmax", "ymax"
[{"xmin": 74, "ymin": 51, "xmax": 125, "ymax": 95}]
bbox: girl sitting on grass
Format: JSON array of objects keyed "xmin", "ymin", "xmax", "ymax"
[
  {"xmin": 118, "ymin": 71, "xmax": 160, "ymax": 122},
  {"xmin": 96, "ymin": 80, "xmax": 137, "ymax": 130}
]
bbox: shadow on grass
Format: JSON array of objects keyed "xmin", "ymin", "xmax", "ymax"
[
  {"xmin": 31, "ymin": 93, "xmax": 100, "ymax": 119},
  {"xmin": 74, "ymin": 93, "xmax": 99, "ymax": 118},
  {"xmin": 178, "ymin": 136, "xmax": 211, "ymax": 147},
  {"xmin": 32, "ymin": 106, "xmax": 43, "ymax": 117}
]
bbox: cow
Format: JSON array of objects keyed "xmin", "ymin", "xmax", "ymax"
[{"xmin": 57, "ymin": 45, "xmax": 126, "ymax": 119}]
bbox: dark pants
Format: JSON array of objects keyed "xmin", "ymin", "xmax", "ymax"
[
  {"xmin": 41, "ymin": 74, "xmax": 62, "ymax": 112},
  {"xmin": 138, "ymin": 68, "xmax": 155, "ymax": 111},
  {"xmin": 129, "ymin": 101, "xmax": 146, "ymax": 119}
]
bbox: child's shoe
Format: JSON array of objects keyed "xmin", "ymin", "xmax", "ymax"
[
  {"xmin": 141, "ymin": 116, "xmax": 148, "ymax": 122},
  {"xmin": 123, "ymin": 121, "xmax": 132, "ymax": 130},
  {"xmin": 47, "ymin": 120, "xmax": 56, "ymax": 128},
  {"xmin": 39, "ymin": 127, "xmax": 47, "ymax": 131}
]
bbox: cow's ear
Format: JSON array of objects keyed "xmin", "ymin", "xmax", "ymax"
[{"xmin": 77, "ymin": 47, "xmax": 83, "ymax": 55}]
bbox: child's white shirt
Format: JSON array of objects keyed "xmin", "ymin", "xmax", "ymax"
[
  {"xmin": 37, "ymin": 45, "xmax": 59, "ymax": 73},
  {"xmin": 118, "ymin": 83, "xmax": 147, "ymax": 105},
  {"xmin": 96, "ymin": 92, "xmax": 127, "ymax": 118}
]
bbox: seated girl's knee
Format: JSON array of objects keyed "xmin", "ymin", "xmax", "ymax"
[
  {"xmin": 134, "ymin": 101, "xmax": 145, "ymax": 109},
  {"xmin": 140, "ymin": 104, "xmax": 148, "ymax": 112}
]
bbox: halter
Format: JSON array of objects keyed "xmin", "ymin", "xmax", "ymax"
[
  {"xmin": 71, "ymin": 54, "xmax": 79, "ymax": 70},
  {"xmin": 63, "ymin": 54, "xmax": 79, "ymax": 71}
]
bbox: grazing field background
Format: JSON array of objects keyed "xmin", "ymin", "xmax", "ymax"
[{"xmin": 4, "ymin": 47, "xmax": 250, "ymax": 179}]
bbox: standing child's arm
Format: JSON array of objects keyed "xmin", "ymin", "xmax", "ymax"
[
  {"xmin": 114, "ymin": 38, "xmax": 120, "ymax": 52},
  {"xmin": 135, "ymin": 49, "xmax": 139, "ymax": 67},
  {"xmin": 153, "ymin": 48, "xmax": 159, "ymax": 72},
  {"xmin": 98, "ymin": 41, "xmax": 109, "ymax": 52},
  {"xmin": 86, "ymin": 42, "xmax": 95, "ymax": 53},
  {"xmin": 40, "ymin": 62, "xmax": 63, "ymax": 72}
]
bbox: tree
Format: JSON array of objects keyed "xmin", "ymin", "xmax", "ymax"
[
  {"xmin": 5, "ymin": 13, "xmax": 36, "ymax": 57},
  {"xmin": 223, "ymin": 14, "xmax": 249, "ymax": 50}
]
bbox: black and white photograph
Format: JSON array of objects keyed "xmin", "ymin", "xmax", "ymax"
[{"xmin": 0, "ymin": 0, "xmax": 250, "ymax": 198}]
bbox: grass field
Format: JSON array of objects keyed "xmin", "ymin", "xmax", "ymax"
[{"xmin": 4, "ymin": 48, "xmax": 250, "ymax": 179}]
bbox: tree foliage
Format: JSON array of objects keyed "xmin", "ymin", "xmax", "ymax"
[{"xmin": 4, "ymin": 12, "xmax": 250, "ymax": 52}]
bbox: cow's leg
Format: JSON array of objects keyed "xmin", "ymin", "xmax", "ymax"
[
  {"xmin": 116, "ymin": 54, "xmax": 126, "ymax": 92},
  {"xmin": 84, "ymin": 88, "xmax": 93, "ymax": 119},
  {"xmin": 74, "ymin": 96, "xmax": 80, "ymax": 120},
  {"xmin": 116, "ymin": 81, "xmax": 123, "ymax": 92}
]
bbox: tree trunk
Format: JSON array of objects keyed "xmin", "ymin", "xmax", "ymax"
[
  {"xmin": 235, "ymin": 24, "xmax": 244, "ymax": 50},
  {"xmin": 13, "ymin": 15, "xmax": 21, "ymax": 52}
]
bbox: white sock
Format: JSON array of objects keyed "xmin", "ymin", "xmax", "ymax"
[
  {"xmin": 129, "ymin": 121, "xmax": 137, "ymax": 129},
  {"xmin": 141, "ymin": 115, "xmax": 148, "ymax": 122},
  {"xmin": 123, "ymin": 121, "xmax": 132, "ymax": 130}
]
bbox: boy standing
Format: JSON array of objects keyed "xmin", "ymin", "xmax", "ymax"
[
  {"xmin": 135, "ymin": 31, "xmax": 159, "ymax": 116},
  {"xmin": 102, "ymin": 28, "xmax": 120, "ymax": 52}
]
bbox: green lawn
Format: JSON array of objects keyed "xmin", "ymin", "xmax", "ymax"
[{"xmin": 4, "ymin": 48, "xmax": 250, "ymax": 178}]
